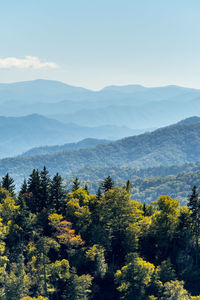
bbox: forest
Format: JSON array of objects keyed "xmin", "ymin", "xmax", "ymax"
[
  {"xmin": 1, "ymin": 116, "xmax": 200, "ymax": 191},
  {"xmin": 0, "ymin": 168, "xmax": 200, "ymax": 299}
]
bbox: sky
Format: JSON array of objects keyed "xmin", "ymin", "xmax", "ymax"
[{"xmin": 0, "ymin": 0, "xmax": 200, "ymax": 90}]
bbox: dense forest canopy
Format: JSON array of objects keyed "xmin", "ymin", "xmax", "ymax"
[{"xmin": 0, "ymin": 168, "xmax": 200, "ymax": 299}]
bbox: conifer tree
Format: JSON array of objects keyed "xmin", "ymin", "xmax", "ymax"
[
  {"xmin": 125, "ymin": 179, "xmax": 132, "ymax": 193},
  {"xmin": 50, "ymin": 173, "xmax": 66, "ymax": 213},
  {"xmin": 84, "ymin": 183, "xmax": 89, "ymax": 194},
  {"xmin": 2, "ymin": 173, "xmax": 15, "ymax": 196},
  {"xmin": 27, "ymin": 169, "xmax": 41, "ymax": 213},
  {"xmin": 188, "ymin": 186, "xmax": 200, "ymax": 265},
  {"xmin": 40, "ymin": 166, "xmax": 50, "ymax": 209},
  {"xmin": 96, "ymin": 187, "xmax": 102, "ymax": 200},
  {"xmin": 101, "ymin": 175, "xmax": 114, "ymax": 192},
  {"xmin": 72, "ymin": 177, "xmax": 80, "ymax": 192},
  {"xmin": 19, "ymin": 179, "xmax": 28, "ymax": 196}
]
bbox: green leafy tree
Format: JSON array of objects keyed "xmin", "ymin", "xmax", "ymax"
[
  {"xmin": 151, "ymin": 196, "xmax": 180, "ymax": 263},
  {"xmin": 115, "ymin": 255, "xmax": 155, "ymax": 300},
  {"xmin": 86, "ymin": 244, "xmax": 107, "ymax": 279},
  {"xmin": 94, "ymin": 187, "xmax": 143, "ymax": 263},
  {"xmin": 161, "ymin": 280, "xmax": 190, "ymax": 300},
  {"xmin": 63, "ymin": 269, "xmax": 93, "ymax": 300}
]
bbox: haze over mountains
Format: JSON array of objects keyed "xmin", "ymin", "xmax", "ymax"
[
  {"xmin": 22, "ymin": 138, "xmax": 111, "ymax": 157},
  {"xmin": 0, "ymin": 114, "xmax": 146, "ymax": 158},
  {"xmin": 1, "ymin": 79, "xmax": 200, "ymax": 129},
  {"xmin": 1, "ymin": 79, "xmax": 200, "ymax": 203},
  {"xmin": 1, "ymin": 116, "xmax": 200, "ymax": 187}
]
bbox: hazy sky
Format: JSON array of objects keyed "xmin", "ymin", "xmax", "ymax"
[{"xmin": 0, "ymin": 0, "xmax": 200, "ymax": 90}]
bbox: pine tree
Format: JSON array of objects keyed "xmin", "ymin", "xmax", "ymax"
[
  {"xmin": 2, "ymin": 173, "xmax": 15, "ymax": 196},
  {"xmin": 84, "ymin": 183, "xmax": 89, "ymax": 194},
  {"xmin": 188, "ymin": 186, "xmax": 200, "ymax": 265},
  {"xmin": 18, "ymin": 179, "xmax": 28, "ymax": 208},
  {"xmin": 125, "ymin": 179, "xmax": 132, "ymax": 193},
  {"xmin": 50, "ymin": 173, "xmax": 66, "ymax": 213},
  {"xmin": 19, "ymin": 179, "xmax": 28, "ymax": 196},
  {"xmin": 96, "ymin": 187, "xmax": 102, "ymax": 200},
  {"xmin": 40, "ymin": 166, "xmax": 50, "ymax": 210},
  {"xmin": 72, "ymin": 177, "xmax": 80, "ymax": 192},
  {"xmin": 27, "ymin": 169, "xmax": 41, "ymax": 213},
  {"xmin": 101, "ymin": 176, "xmax": 114, "ymax": 192}
]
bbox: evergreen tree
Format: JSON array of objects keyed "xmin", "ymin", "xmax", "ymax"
[
  {"xmin": 101, "ymin": 175, "xmax": 114, "ymax": 192},
  {"xmin": 40, "ymin": 166, "xmax": 50, "ymax": 210},
  {"xmin": 72, "ymin": 177, "xmax": 80, "ymax": 192},
  {"xmin": 125, "ymin": 179, "xmax": 132, "ymax": 193},
  {"xmin": 2, "ymin": 173, "xmax": 15, "ymax": 196},
  {"xmin": 188, "ymin": 186, "xmax": 200, "ymax": 265},
  {"xmin": 84, "ymin": 183, "xmax": 89, "ymax": 194},
  {"xmin": 96, "ymin": 187, "xmax": 102, "ymax": 200},
  {"xmin": 17, "ymin": 179, "xmax": 28, "ymax": 213},
  {"xmin": 19, "ymin": 179, "xmax": 28, "ymax": 196},
  {"xmin": 143, "ymin": 202, "xmax": 147, "ymax": 216},
  {"xmin": 50, "ymin": 173, "xmax": 66, "ymax": 213},
  {"xmin": 27, "ymin": 169, "xmax": 41, "ymax": 213}
]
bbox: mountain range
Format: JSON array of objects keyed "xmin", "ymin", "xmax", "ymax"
[
  {"xmin": 0, "ymin": 114, "xmax": 146, "ymax": 157},
  {"xmin": 22, "ymin": 138, "xmax": 111, "ymax": 157},
  {"xmin": 1, "ymin": 116, "xmax": 200, "ymax": 187},
  {"xmin": 1, "ymin": 79, "xmax": 200, "ymax": 129}
]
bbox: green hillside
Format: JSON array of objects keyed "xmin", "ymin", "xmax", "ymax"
[{"xmin": 1, "ymin": 117, "xmax": 200, "ymax": 183}]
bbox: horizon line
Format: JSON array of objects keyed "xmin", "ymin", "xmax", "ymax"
[{"xmin": 0, "ymin": 78, "xmax": 200, "ymax": 92}]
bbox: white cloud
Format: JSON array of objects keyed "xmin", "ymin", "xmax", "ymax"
[{"xmin": 0, "ymin": 56, "xmax": 58, "ymax": 69}]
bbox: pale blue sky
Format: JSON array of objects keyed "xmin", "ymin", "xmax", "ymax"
[{"xmin": 0, "ymin": 0, "xmax": 200, "ymax": 89}]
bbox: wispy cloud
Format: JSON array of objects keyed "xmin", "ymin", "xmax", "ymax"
[{"xmin": 0, "ymin": 56, "xmax": 58, "ymax": 69}]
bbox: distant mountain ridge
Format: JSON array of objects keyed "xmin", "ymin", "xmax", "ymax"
[
  {"xmin": 1, "ymin": 79, "xmax": 200, "ymax": 129},
  {"xmin": 22, "ymin": 138, "xmax": 111, "ymax": 157},
  {"xmin": 0, "ymin": 113, "xmax": 146, "ymax": 158},
  {"xmin": 1, "ymin": 116, "xmax": 200, "ymax": 185}
]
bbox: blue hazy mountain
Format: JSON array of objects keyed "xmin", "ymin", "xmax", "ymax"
[
  {"xmin": 0, "ymin": 79, "xmax": 92, "ymax": 103},
  {"xmin": 0, "ymin": 114, "xmax": 147, "ymax": 158},
  {"xmin": 1, "ymin": 80, "xmax": 200, "ymax": 129}
]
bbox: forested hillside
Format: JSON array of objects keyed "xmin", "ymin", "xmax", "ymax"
[
  {"xmin": 64, "ymin": 163, "xmax": 200, "ymax": 204},
  {"xmin": 22, "ymin": 138, "xmax": 111, "ymax": 157},
  {"xmin": 1, "ymin": 117, "xmax": 200, "ymax": 185},
  {"xmin": 0, "ymin": 169, "xmax": 200, "ymax": 299}
]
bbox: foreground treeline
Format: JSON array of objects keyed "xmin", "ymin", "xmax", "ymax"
[{"xmin": 1, "ymin": 169, "xmax": 200, "ymax": 299}]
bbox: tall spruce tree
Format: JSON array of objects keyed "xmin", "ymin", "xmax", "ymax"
[
  {"xmin": 18, "ymin": 179, "xmax": 28, "ymax": 208},
  {"xmin": 40, "ymin": 166, "xmax": 50, "ymax": 210},
  {"xmin": 50, "ymin": 173, "xmax": 66, "ymax": 213},
  {"xmin": 188, "ymin": 186, "xmax": 200, "ymax": 265},
  {"xmin": 2, "ymin": 173, "xmax": 15, "ymax": 196},
  {"xmin": 84, "ymin": 183, "xmax": 89, "ymax": 195},
  {"xmin": 102, "ymin": 176, "xmax": 114, "ymax": 192},
  {"xmin": 72, "ymin": 177, "xmax": 80, "ymax": 192},
  {"xmin": 125, "ymin": 179, "xmax": 132, "ymax": 193},
  {"xmin": 96, "ymin": 187, "xmax": 102, "ymax": 200},
  {"xmin": 27, "ymin": 169, "xmax": 41, "ymax": 213}
]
